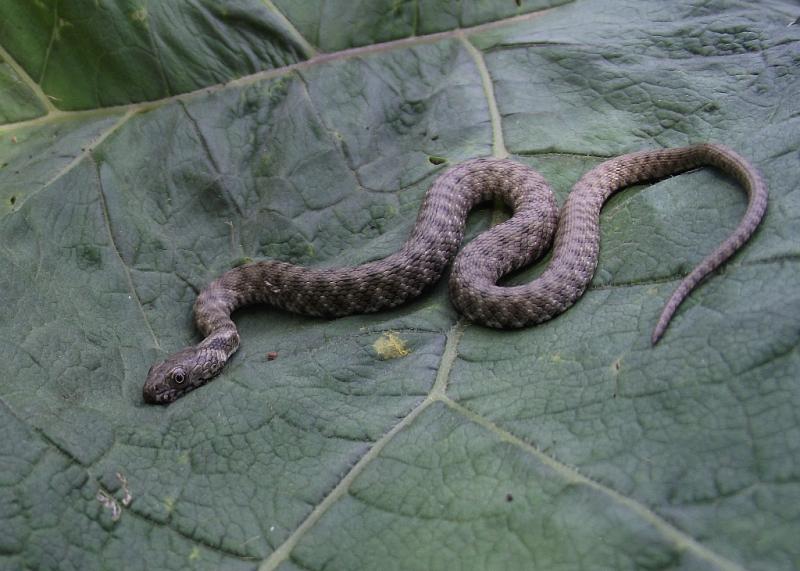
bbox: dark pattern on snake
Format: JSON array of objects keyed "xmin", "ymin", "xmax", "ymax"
[{"xmin": 144, "ymin": 143, "xmax": 767, "ymax": 404}]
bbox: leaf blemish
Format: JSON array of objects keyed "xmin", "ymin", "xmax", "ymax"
[
  {"xmin": 117, "ymin": 472, "xmax": 133, "ymax": 507},
  {"xmin": 96, "ymin": 490, "xmax": 122, "ymax": 522},
  {"xmin": 428, "ymin": 156, "xmax": 447, "ymax": 165},
  {"xmin": 130, "ymin": 8, "xmax": 148, "ymax": 23},
  {"xmin": 373, "ymin": 331, "xmax": 411, "ymax": 360}
]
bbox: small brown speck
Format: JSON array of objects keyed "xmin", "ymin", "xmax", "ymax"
[
  {"xmin": 505, "ymin": 493, "xmax": 513, "ymax": 502},
  {"xmin": 11, "ymin": 136, "xmax": 18, "ymax": 144},
  {"xmin": 267, "ymin": 351, "xmax": 278, "ymax": 361}
]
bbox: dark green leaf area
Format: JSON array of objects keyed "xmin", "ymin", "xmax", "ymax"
[
  {"xmin": 0, "ymin": 0, "xmax": 308, "ymax": 110},
  {"xmin": 0, "ymin": 58, "xmax": 47, "ymax": 123}
]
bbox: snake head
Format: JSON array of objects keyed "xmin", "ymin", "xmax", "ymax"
[{"xmin": 143, "ymin": 348, "xmax": 205, "ymax": 404}]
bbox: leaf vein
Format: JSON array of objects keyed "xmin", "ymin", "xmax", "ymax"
[{"xmin": 90, "ymin": 152, "xmax": 161, "ymax": 351}]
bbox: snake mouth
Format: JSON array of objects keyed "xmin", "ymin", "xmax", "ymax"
[
  {"xmin": 143, "ymin": 384, "xmax": 186, "ymax": 405},
  {"xmin": 143, "ymin": 380, "xmax": 204, "ymax": 404},
  {"xmin": 143, "ymin": 387, "xmax": 172, "ymax": 405}
]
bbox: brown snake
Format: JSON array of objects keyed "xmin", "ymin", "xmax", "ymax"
[{"xmin": 144, "ymin": 144, "xmax": 767, "ymax": 404}]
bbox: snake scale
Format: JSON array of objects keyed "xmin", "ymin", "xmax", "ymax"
[{"xmin": 144, "ymin": 143, "xmax": 767, "ymax": 404}]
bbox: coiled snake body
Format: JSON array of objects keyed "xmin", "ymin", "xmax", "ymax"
[{"xmin": 144, "ymin": 144, "xmax": 767, "ymax": 404}]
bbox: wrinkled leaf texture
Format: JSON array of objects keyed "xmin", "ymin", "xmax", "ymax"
[{"xmin": 0, "ymin": 1, "xmax": 798, "ymax": 570}]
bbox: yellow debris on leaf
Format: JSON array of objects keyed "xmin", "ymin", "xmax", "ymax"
[{"xmin": 373, "ymin": 331, "xmax": 411, "ymax": 360}]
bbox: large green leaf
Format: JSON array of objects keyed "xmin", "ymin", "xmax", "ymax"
[{"xmin": 1, "ymin": 1, "xmax": 798, "ymax": 569}]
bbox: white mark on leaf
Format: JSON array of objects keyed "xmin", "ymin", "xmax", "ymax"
[
  {"xmin": 96, "ymin": 490, "xmax": 121, "ymax": 522},
  {"xmin": 117, "ymin": 472, "xmax": 133, "ymax": 506}
]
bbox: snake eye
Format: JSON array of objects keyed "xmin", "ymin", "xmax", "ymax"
[{"xmin": 170, "ymin": 369, "xmax": 186, "ymax": 385}]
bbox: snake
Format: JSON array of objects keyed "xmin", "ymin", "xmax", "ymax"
[{"xmin": 143, "ymin": 143, "xmax": 767, "ymax": 404}]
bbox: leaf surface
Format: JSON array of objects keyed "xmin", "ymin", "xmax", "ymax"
[{"xmin": 1, "ymin": 1, "xmax": 798, "ymax": 570}]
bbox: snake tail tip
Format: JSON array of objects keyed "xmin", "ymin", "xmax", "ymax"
[{"xmin": 651, "ymin": 322, "xmax": 667, "ymax": 346}]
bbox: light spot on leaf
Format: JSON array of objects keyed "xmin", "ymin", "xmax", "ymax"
[
  {"xmin": 96, "ymin": 490, "xmax": 121, "ymax": 522},
  {"xmin": 373, "ymin": 331, "xmax": 410, "ymax": 360},
  {"xmin": 232, "ymin": 256, "xmax": 254, "ymax": 267},
  {"xmin": 189, "ymin": 546, "xmax": 200, "ymax": 561},
  {"xmin": 117, "ymin": 472, "xmax": 132, "ymax": 507},
  {"xmin": 130, "ymin": 8, "xmax": 148, "ymax": 23},
  {"xmin": 259, "ymin": 153, "xmax": 273, "ymax": 173}
]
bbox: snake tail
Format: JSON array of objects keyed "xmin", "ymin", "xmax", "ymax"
[{"xmin": 647, "ymin": 145, "xmax": 767, "ymax": 343}]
